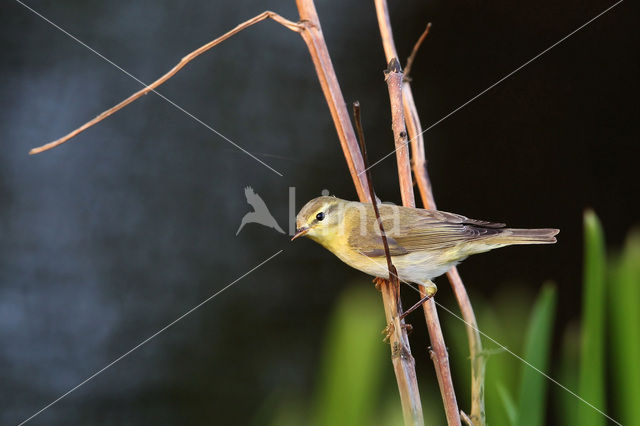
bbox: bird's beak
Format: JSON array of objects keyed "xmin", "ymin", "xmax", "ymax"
[{"xmin": 291, "ymin": 227, "xmax": 309, "ymax": 241}]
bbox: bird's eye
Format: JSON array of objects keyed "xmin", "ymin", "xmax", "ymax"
[{"xmin": 316, "ymin": 212, "xmax": 325, "ymax": 221}]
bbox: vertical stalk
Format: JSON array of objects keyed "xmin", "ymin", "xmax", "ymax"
[
  {"xmin": 295, "ymin": 1, "xmax": 424, "ymax": 424},
  {"xmin": 385, "ymin": 59, "xmax": 462, "ymax": 426},
  {"xmin": 373, "ymin": 1, "xmax": 486, "ymax": 424},
  {"xmin": 294, "ymin": 1, "xmax": 369, "ymax": 202}
]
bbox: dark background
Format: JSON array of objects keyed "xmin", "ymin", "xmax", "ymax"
[{"xmin": 1, "ymin": 0, "xmax": 638, "ymax": 424}]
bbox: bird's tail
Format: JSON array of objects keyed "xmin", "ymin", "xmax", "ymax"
[{"xmin": 492, "ymin": 228, "xmax": 559, "ymax": 245}]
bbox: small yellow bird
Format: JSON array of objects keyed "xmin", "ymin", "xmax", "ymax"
[{"xmin": 292, "ymin": 196, "xmax": 558, "ymax": 295}]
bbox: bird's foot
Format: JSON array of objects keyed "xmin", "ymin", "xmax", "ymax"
[
  {"xmin": 373, "ymin": 277, "xmax": 386, "ymax": 292},
  {"xmin": 382, "ymin": 322, "xmax": 413, "ymax": 342},
  {"xmin": 382, "ymin": 323, "xmax": 394, "ymax": 342}
]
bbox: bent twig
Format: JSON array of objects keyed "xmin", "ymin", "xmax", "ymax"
[
  {"xmin": 32, "ymin": 4, "xmax": 425, "ymax": 423},
  {"xmin": 29, "ymin": 11, "xmax": 301, "ymax": 155}
]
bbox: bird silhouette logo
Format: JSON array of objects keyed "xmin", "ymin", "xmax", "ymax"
[{"xmin": 236, "ymin": 186, "xmax": 285, "ymax": 235}]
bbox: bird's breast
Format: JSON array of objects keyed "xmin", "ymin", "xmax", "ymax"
[{"xmin": 322, "ymin": 240, "xmax": 457, "ymax": 283}]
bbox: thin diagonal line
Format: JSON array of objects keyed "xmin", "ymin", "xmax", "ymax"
[
  {"xmin": 361, "ymin": 0, "xmax": 623, "ymax": 175},
  {"xmin": 354, "ymin": 250, "xmax": 621, "ymax": 425},
  {"xmin": 17, "ymin": 250, "xmax": 283, "ymax": 426},
  {"xmin": 431, "ymin": 300, "xmax": 621, "ymax": 426},
  {"xmin": 15, "ymin": 0, "xmax": 283, "ymax": 177}
]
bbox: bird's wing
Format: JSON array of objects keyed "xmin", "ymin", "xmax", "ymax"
[
  {"xmin": 349, "ymin": 233, "xmax": 409, "ymax": 257},
  {"xmin": 349, "ymin": 204, "xmax": 505, "ymax": 257},
  {"xmin": 393, "ymin": 208, "xmax": 506, "ymax": 252}
]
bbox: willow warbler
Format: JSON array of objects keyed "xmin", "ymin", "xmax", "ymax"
[{"xmin": 292, "ymin": 196, "xmax": 558, "ymax": 295}]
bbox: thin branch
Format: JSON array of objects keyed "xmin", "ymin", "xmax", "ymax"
[
  {"xmin": 354, "ymin": 101, "xmax": 411, "ymax": 354},
  {"xmin": 385, "ymin": 58, "xmax": 462, "ymax": 426},
  {"xmin": 384, "ymin": 59, "xmax": 415, "ymax": 207},
  {"xmin": 447, "ymin": 268, "xmax": 486, "ymax": 425},
  {"xmin": 32, "ymin": 3, "xmax": 423, "ymax": 422},
  {"xmin": 460, "ymin": 410, "xmax": 474, "ymax": 426},
  {"xmin": 295, "ymin": 0, "xmax": 370, "ymax": 201},
  {"xmin": 372, "ymin": 0, "xmax": 434, "ymax": 209},
  {"xmin": 295, "ymin": 2, "xmax": 424, "ymax": 424},
  {"xmin": 404, "ymin": 22, "xmax": 431, "ymax": 82},
  {"xmin": 373, "ymin": 2, "xmax": 487, "ymax": 425},
  {"xmin": 29, "ymin": 11, "xmax": 301, "ymax": 155},
  {"xmin": 31, "ymin": 3, "xmax": 371, "ymax": 201},
  {"xmin": 402, "ymin": 88, "xmax": 435, "ymax": 209},
  {"xmin": 353, "ymin": 102, "xmax": 397, "ymax": 280}
]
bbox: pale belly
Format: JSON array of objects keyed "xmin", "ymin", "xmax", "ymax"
[{"xmin": 331, "ymin": 246, "xmax": 461, "ymax": 286}]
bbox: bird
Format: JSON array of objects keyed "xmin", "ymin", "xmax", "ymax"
[
  {"xmin": 236, "ymin": 186, "xmax": 285, "ymax": 235},
  {"xmin": 291, "ymin": 196, "xmax": 558, "ymax": 296}
]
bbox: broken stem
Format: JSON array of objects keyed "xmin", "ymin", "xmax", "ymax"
[
  {"xmin": 352, "ymin": 102, "xmax": 396, "ymax": 280},
  {"xmin": 404, "ymin": 22, "xmax": 431, "ymax": 82}
]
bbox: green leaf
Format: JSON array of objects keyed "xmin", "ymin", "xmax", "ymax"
[
  {"xmin": 577, "ymin": 210, "xmax": 607, "ymax": 426},
  {"xmin": 312, "ymin": 284, "xmax": 387, "ymax": 426},
  {"xmin": 608, "ymin": 231, "xmax": 640, "ymax": 425},
  {"xmin": 497, "ymin": 382, "xmax": 517, "ymax": 426},
  {"xmin": 556, "ymin": 323, "xmax": 580, "ymax": 426},
  {"xmin": 477, "ymin": 289, "xmax": 532, "ymax": 426},
  {"xmin": 515, "ymin": 284, "xmax": 557, "ymax": 426}
]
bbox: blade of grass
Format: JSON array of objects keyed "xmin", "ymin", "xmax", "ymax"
[
  {"xmin": 313, "ymin": 284, "xmax": 387, "ymax": 426},
  {"xmin": 496, "ymin": 382, "xmax": 517, "ymax": 426},
  {"xmin": 577, "ymin": 210, "xmax": 607, "ymax": 426},
  {"xmin": 556, "ymin": 323, "xmax": 580, "ymax": 426},
  {"xmin": 470, "ymin": 290, "xmax": 529, "ymax": 426},
  {"xmin": 608, "ymin": 231, "xmax": 640, "ymax": 425},
  {"xmin": 516, "ymin": 284, "xmax": 557, "ymax": 426}
]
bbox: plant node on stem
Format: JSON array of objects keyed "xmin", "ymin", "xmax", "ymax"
[
  {"xmin": 373, "ymin": 1, "xmax": 486, "ymax": 423},
  {"xmin": 384, "ymin": 57, "xmax": 462, "ymax": 426}
]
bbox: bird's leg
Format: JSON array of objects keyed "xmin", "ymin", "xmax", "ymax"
[
  {"xmin": 399, "ymin": 281, "xmax": 437, "ymax": 320},
  {"xmin": 373, "ymin": 278, "xmax": 397, "ymax": 341},
  {"xmin": 399, "ymin": 295, "xmax": 431, "ymax": 320}
]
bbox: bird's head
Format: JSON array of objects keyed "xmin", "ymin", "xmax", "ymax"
[{"xmin": 292, "ymin": 196, "xmax": 347, "ymax": 243}]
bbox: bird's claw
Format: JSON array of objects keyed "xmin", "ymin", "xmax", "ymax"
[
  {"xmin": 373, "ymin": 277, "xmax": 386, "ymax": 292},
  {"xmin": 382, "ymin": 322, "xmax": 413, "ymax": 342},
  {"xmin": 382, "ymin": 323, "xmax": 394, "ymax": 342}
]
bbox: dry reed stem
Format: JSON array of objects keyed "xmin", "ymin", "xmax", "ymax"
[
  {"xmin": 354, "ymin": 101, "xmax": 424, "ymax": 425},
  {"xmin": 294, "ymin": 2, "xmax": 425, "ymax": 423},
  {"xmin": 32, "ymin": 3, "xmax": 424, "ymax": 423},
  {"xmin": 403, "ymin": 22, "xmax": 431, "ymax": 82},
  {"xmin": 29, "ymin": 11, "xmax": 301, "ymax": 155},
  {"xmin": 461, "ymin": 409, "xmax": 475, "ymax": 426},
  {"xmin": 294, "ymin": 0, "xmax": 370, "ymax": 201},
  {"xmin": 373, "ymin": 1, "xmax": 486, "ymax": 424},
  {"xmin": 385, "ymin": 58, "xmax": 461, "ymax": 426}
]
